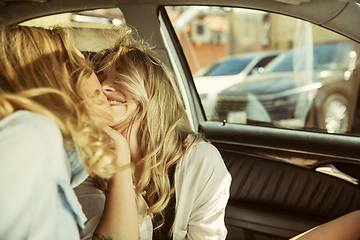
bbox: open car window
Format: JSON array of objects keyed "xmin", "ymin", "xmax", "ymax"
[{"xmin": 165, "ymin": 6, "xmax": 360, "ymax": 136}]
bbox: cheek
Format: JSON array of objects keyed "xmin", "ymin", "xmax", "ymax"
[
  {"xmin": 112, "ymin": 103, "xmax": 138, "ymax": 123},
  {"xmin": 88, "ymin": 103, "xmax": 114, "ymax": 129},
  {"xmin": 112, "ymin": 107, "xmax": 128, "ymax": 123}
]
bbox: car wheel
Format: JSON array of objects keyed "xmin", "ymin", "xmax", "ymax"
[{"xmin": 318, "ymin": 93, "xmax": 349, "ymax": 133}]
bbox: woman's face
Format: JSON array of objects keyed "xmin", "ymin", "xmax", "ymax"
[
  {"xmin": 82, "ymin": 72, "xmax": 115, "ymax": 128},
  {"xmin": 101, "ymin": 78, "xmax": 138, "ymax": 124},
  {"xmin": 97, "ymin": 54, "xmax": 139, "ymax": 125},
  {"xmin": 99, "ymin": 65, "xmax": 142, "ymax": 162},
  {"xmin": 74, "ymin": 49, "xmax": 115, "ymax": 128}
]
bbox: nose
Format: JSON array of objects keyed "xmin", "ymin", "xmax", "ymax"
[{"xmin": 101, "ymin": 79, "xmax": 117, "ymax": 95}]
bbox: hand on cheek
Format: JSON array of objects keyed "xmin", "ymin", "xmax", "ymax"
[{"xmin": 103, "ymin": 126, "xmax": 131, "ymax": 168}]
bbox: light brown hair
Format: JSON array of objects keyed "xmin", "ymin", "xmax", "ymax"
[
  {"xmin": 0, "ymin": 25, "xmax": 118, "ymax": 178},
  {"xmin": 98, "ymin": 25, "xmax": 204, "ymax": 233}
]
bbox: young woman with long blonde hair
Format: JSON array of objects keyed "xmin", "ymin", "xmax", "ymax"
[
  {"xmin": 93, "ymin": 25, "xmax": 231, "ymax": 239},
  {"xmin": 0, "ymin": 24, "xmax": 139, "ymax": 240}
]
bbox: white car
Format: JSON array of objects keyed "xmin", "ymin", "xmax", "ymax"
[{"xmin": 194, "ymin": 51, "xmax": 280, "ymax": 119}]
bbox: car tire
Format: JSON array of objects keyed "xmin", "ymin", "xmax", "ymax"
[{"xmin": 318, "ymin": 93, "xmax": 350, "ymax": 133}]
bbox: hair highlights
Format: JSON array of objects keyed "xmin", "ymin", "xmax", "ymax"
[
  {"xmin": 0, "ymin": 25, "xmax": 118, "ymax": 179},
  {"xmin": 98, "ymin": 25, "xmax": 204, "ymax": 233}
]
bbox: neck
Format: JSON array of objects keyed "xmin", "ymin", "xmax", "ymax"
[
  {"xmin": 131, "ymin": 153, "xmax": 143, "ymax": 185},
  {"xmin": 133, "ymin": 162, "xmax": 143, "ymax": 186}
]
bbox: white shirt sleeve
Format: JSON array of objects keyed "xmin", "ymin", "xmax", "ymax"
[
  {"xmin": 0, "ymin": 111, "xmax": 85, "ymax": 240},
  {"xmin": 173, "ymin": 143, "xmax": 231, "ymax": 240}
]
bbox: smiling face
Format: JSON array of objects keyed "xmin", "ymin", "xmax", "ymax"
[
  {"xmin": 99, "ymin": 63, "xmax": 143, "ymax": 162},
  {"xmin": 101, "ymin": 78, "xmax": 138, "ymax": 125}
]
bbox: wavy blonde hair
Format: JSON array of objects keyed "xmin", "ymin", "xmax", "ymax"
[
  {"xmin": 0, "ymin": 25, "xmax": 118, "ymax": 179},
  {"xmin": 98, "ymin": 25, "xmax": 204, "ymax": 232}
]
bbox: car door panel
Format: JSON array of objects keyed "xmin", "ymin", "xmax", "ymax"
[{"xmin": 199, "ymin": 121, "xmax": 360, "ymax": 239}]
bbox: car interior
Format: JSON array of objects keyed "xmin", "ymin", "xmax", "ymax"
[{"xmin": 2, "ymin": 0, "xmax": 360, "ymax": 239}]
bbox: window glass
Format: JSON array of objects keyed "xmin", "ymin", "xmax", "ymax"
[
  {"xmin": 198, "ymin": 57, "xmax": 253, "ymax": 77},
  {"xmin": 165, "ymin": 6, "xmax": 360, "ymax": 135}
]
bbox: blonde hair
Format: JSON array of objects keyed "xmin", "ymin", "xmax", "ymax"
[
  {"xmin": 0, "ymin": 25, "xmax": 118, "ymax": 179},
  {"xmin": 98, "ymin": 25, "xmax": 204, "ymax": 233}
]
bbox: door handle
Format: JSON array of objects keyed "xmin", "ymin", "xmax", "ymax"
[{"xmin": 315, "ymin": 164, "xmax": 358, "ymax": 185}]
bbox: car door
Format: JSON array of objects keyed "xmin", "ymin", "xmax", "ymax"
[{"xmin": 156, "ymin": 4, "xmax": 360, "ymax": 240}]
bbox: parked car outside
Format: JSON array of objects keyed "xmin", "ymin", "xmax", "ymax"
[
  {"xmin": 194, "ymin": 51, "xmax": 280, "ymax": 120},
  {"xmin": 214, "ymin": 41, "xmax": 359, "ymax": 133}
]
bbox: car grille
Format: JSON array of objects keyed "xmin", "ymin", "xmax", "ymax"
[
  {"xmin": 212, "ymin": 94, "xmax": 298, "ymax": 122},
  {"xmin": 215, "ymin": 99, "xmax": 247, "ymax": 112},
  {"xmin": 213, "ymin": 97, "xmax": 247, "ymax": 121}
]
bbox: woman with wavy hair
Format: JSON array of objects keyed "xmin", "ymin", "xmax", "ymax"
[
  {"xmin": 0, "ymin": 25, "xmax": 139, "ymax": 240},
  {"xmin": 94, "ymin": 25, "xmax": 231, "ymax": 239}
]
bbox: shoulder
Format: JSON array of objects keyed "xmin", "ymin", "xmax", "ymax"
[
  {"xmin": 177, "ymin": 142, "xmax": 229, "ymax": 179},
  {"xmin": 189, "ymin": 142, "xmax": 222, "ymax": 159},
  {"xmin": 182, "ymin": 142, "xmax": 223, "ymax": 167},
  {"xmin": 0, "ymin": 110, "xmax": 63, "ymax": 144},
  {"xmin": 0, "ymin": 110, "xmax": 65, "ymax": 168},
  {"xmin": 0, "ymin": 110, "xmax": 61, "ymax": 132}
]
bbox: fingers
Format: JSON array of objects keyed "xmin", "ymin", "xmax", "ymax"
[
  {"xmin": 103, "ymin": 126, "xmax": 131, "ymax": 168},
  {"xmin": 103, "ymin": 125, "xmax": 121, "ymax": 139}
]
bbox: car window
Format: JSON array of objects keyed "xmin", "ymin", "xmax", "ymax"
[
  {"xmin": 264, "ymin": 42, "xmax": 356, "ymax": 73},
  {"xmin": 165, "ymin": 6, "xmax": 360, "ymax": 135},
  {"xmin": 252, "ymin": 56, "xmax": 278, "ymax": 74},
  {"xmin": 201, "ymin": 57, "xmax": 253, "ymax": 76}
]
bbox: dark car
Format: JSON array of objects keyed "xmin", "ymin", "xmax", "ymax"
[
  {"xmin": 3, "ymin": 1, "xmax": 360, "ymax": 240},
  {"xmin": 214, "ymin": 41, "xmax": 359, "ymax": 133},
  {"xmin": 194, "ymin": 51, "xmax": 280, "ymax": 120}
]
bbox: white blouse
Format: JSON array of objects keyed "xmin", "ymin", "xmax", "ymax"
[
  {"xmin": 75, "ymin": 141, "xmax": 231, "ymax": 240},
  {"xmin": 139, "ymin": 142, "xmax": 231, "ymax": 240}
]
